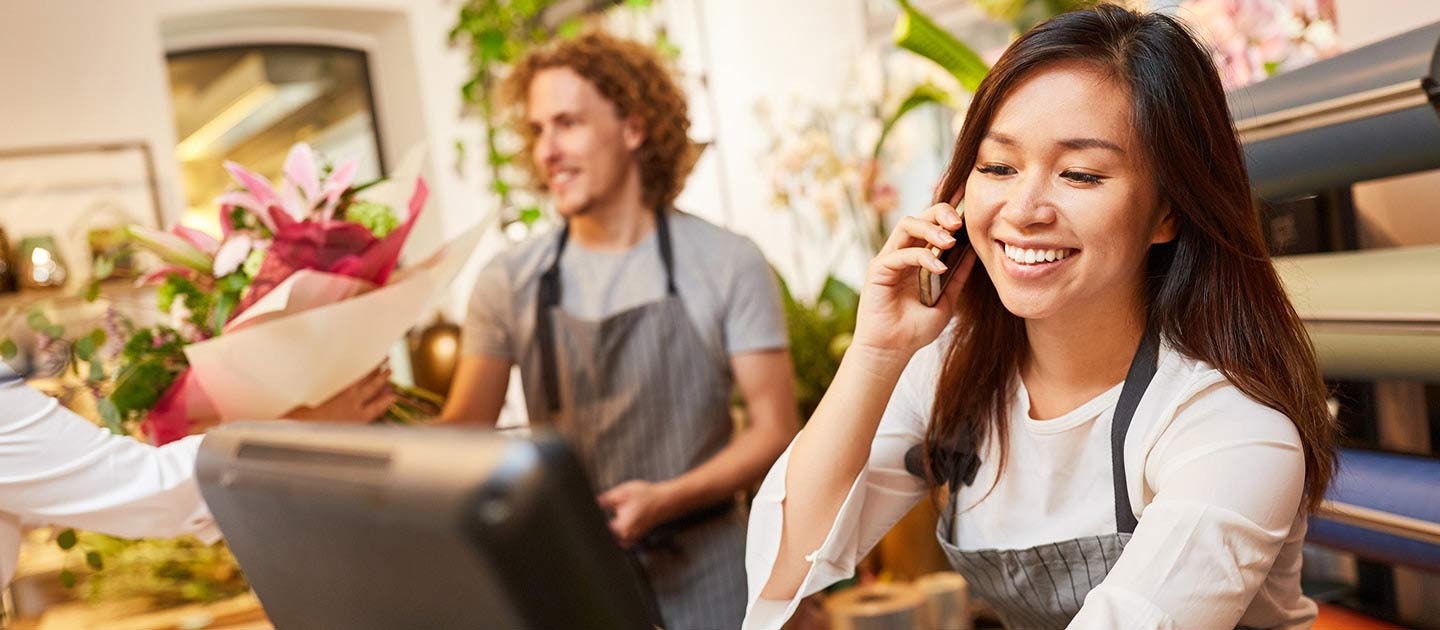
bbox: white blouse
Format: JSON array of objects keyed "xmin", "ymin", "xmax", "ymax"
[
  {"xmin": 744, "ymin": 338, "xmax": 1319, "ymax": 630},
  {"xmin": 0, "ymin": 371, "xmax": 217, "ymax": 585}
]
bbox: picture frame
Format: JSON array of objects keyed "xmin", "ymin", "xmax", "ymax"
[{"xmin": 0, "ymin": 141, "xmax": 164, "ymax": 291}]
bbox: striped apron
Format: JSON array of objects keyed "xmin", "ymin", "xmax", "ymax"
[
  {"xmin": 934, "ymin": 324, "xmax": 1160, "ymax": 629},
  {"xmin": 525, "ymin": 209, "xmax": 747, "ymax": 629}
]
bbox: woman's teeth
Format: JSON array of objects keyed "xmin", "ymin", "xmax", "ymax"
[{"xmin": 1004, "ymin": 243, "xmax": 1072, "ymax": 265}]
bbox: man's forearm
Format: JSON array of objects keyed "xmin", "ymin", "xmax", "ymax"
[{"xmin": 659, "ymin": 418, "xmax": 793, "ymax": 519}]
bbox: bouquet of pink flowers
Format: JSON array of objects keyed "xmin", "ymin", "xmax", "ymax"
[{"xmin": 82, "ymin": 143, "xmax": 474, "ymax": 444}]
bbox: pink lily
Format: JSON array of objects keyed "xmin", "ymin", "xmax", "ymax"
[
  {"xmin": 318, "ymin": 159, "xmax": 358, "ymax": 221},
  {"xmin": 213, "ymin": 233, "xmax": 254, "ymax": 277},
  {"xmin": 280, "ymin": 143, "xmax": 359, "ymax": 221},
  {"xmin": 219, "ymin": 162, "xmax": 281, "ymax": 233},
  {"xmin": 280, "ymin": 143, "xmax": 320, "ymax": 223},
  {"xmin": 127, "ymin": 225, "xmax": 214, "ymax": 273}
]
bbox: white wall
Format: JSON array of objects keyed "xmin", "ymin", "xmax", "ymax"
[
  {"xmin": 1, "ymin": 1, "xmax": 185, "ymax": 223},
  {"xmin": 672, "ymin": 0, "xmax": 872, "ymax": 295}
]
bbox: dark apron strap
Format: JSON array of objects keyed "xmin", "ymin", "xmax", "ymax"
[
  {"xmin": 910, "ymin": 320, "xmax": 1162, "ymax": 537},
  {"xmin": 535, "ymin": 209, "xmax": 677, "ymax": 413},
  {"xmin": 536, "ymin": 226, "xmax": 569, "ymax": 414},
  {"xmin": 1110, "ymin": 321, "xmax": 1162, "ymax": 534}
]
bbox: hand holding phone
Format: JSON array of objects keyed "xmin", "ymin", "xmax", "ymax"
[{"xmin": 918, "ymin": 205, "xmax": 970, "ymax": 307}]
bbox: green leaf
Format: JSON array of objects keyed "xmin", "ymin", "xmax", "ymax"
[
  {"xmin": 894, "ymin": 0, "xmax": 989, "ymax": 92},
  {"xmin": 873, "ymin": 83, "xmax": 952, "ymax": 159},
  {"xmin": 25, "ymin": 309, "xmax": 52, "ymax": 334},
  {"xmin": 557, "ymin": 18, "xmax": 584, "ymax": 38},
  {"xmin": 479, "ymin": 29, "xmax": 506, "ymax": 61},
  {"xmin": 110, "ymin": 360, "xmax": 179, "ymax": 416},
  {"xmin": 59, "ymin": 569, "xmax": 76, "ymax": 589},
  {"xmin": 75, "ymin": 330, "xmax": 100, "ymax": 361},
  {"xmin": 212, "ymin": 292, "xmax": 238, "ymax": 334},
  {"xmin": 241, "ymin": 248, "xmax": 266, "ymax": 278},
  {"xmin": 86, "ymin": 550, "xmax": 104, "ymax": 570},
  {"xmin": 518, "ymin": 207, "xmax": 543, "ymax": 226},
  {"xmin": 88, "ymin": 360, "xmax": 104, "ymax": 384},
  {"xmin": 0, "ymin": 338, "xmax": 16, "ymax": 359},
  {"xmin": 83, "ymin": 280, "xmax": 101, "ymax": 302},
  {"xmin": 93, "ymin": 255, "xmax": 115, "ymax": 281},
  {"xmin": 98, "ymin": 398, "xmax": 124, "ymax": 434},
  {"xmin": 57, "ymin": 529, "xmax": 78, "ymax": 550},
  {"xmin": 345, "ymin": 201, "xmax": 401, "ymax": 239},
  {"xmin": 461, "ymin": 77, "xmax": 481, "ymax": 103}
]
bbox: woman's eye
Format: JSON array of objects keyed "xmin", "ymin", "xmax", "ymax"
[
  {"xmin": 1061, "ymin": 170, "xmax": 1104, "ymax": 185},
  {"xmin": 976, "ymin": 164, "xmax": 1016, "ymax": 176}
]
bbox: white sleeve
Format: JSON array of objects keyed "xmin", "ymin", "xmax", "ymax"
[
  {"xmin": 1069, "ymin": 380, "xmax": 1308, "ymax": 629},
  {"xmin": 0, "ymin": 374, "xmax": 219, "ymax": 543},
  {"xmin": 742, "ymin": 344, "xmax": 940, "ymax": 630}
]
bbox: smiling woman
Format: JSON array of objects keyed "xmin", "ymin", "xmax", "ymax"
[{"xmin": 744, "ymin": 4, "xmax": 1335, "ymax": 630}]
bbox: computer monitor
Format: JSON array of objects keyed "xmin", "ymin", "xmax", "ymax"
[{"xmin": 196, "ymin": 421, "xmax": 661, "ymax": 629}]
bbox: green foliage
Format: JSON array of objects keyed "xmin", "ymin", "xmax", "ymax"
[
  {"xmin": 227, "ymin": 206, "xmax": 272, "ymax": 237},
  {"xmin": 55, "ymin": 530, "xmax": 248, "ymax": 605},
  {"xmin": 452, "ymin": 0, "xmax": 574, "ymax": 221},
  {"xmin": 778, "ymin": 274, "xmax": 861, "ymax": 420},
  {"xmin": 74, "ymin": 329, "xmax": 105, "ymax": 362},
  {"xmin": 26, "ymin": 308, "xmax": 64, "ymax": 339},
  {"xmin": 155, "ymin": 272, "xmax": 252, "ymax": 336},
  {"xmin": 0, "ymin": 337, "xmax": 16, "ymax": 360},
  {"xmin": 211, "ymin": 273, "xmax": 251, "ymax": 331},
  {"xmin": 346, "ymin": 200, "xmax": 401, "ymax": 238},
  {"xmin": 241, "ymin": 248, "xmax": 266, "ymax": 278},
  {"xmin": 107, "ymin": 326, "xmax": 188, "ymax": 426},
  {"xmin": 894, "ymin": 0, "xmax": 990, "ymax": 92}
]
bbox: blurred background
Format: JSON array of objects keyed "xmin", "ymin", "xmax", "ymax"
[{"xmin": 1, "ymin": 0, "xmax": 1437, "ymax": 628}]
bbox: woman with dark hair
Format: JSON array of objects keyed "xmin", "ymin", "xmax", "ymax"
[{"xmin": 745, "ymin": 4, "xmax": 1334, "ymax": 629}]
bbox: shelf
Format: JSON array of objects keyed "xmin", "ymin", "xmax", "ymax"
[{"xmin": 1276, "ymin": 245, "xmax": 1440, "ymax": 379}]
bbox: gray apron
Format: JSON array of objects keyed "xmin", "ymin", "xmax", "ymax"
[
  {"xmin": 934, "ymin": 324, "xmax": 1161, "ymax": 629},
  {"xmin": 525, "ymin": 209, "xmax": 747, "ymax": 629}
]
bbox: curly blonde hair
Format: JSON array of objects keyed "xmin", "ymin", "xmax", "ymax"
[{"xmin": 502, "ymin": 31, "xmax": 695, "ymax": 210}]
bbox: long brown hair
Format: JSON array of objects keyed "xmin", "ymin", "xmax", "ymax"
[{"xmin": 924, "ymin": 4, "xmax": 1335, "ymax": 512}]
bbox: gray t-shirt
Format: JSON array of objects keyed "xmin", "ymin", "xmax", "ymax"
[{"xmin": 462, "ymin": 211, "xmax": 788, "ymax": 367}]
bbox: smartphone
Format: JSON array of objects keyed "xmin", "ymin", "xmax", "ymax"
[{"xmin": 918, "ymin": 208, "xmax": 970, "ymax": 307}]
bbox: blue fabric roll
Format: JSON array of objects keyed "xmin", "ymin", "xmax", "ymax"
[{"xmin": 1307, "ymin": 448, "xmax": 1440, "ymax": 572}]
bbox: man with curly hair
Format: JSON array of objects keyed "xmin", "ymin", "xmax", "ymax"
[{"xmin": 442, "ymin": 31, "xmax": 798, "ymax": 628}]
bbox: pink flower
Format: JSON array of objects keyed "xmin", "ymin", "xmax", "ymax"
[
  {"xmin": 127, "ymin": 225, "xmax": 215, "ymax": 274},
  {"xmin": 212, "ymin": 234, "xmax": 254, "ymax": 277},
  {"xmin": 142, "ymin": 370, "xmax": 198, "ymax": 446},
  {"xmin": 231, "ymin": 178, "xmax": 428, "ymax": 316},
  {"xmin": 218, "ymin": 142, "xmax": 360, "ymax": 231}
]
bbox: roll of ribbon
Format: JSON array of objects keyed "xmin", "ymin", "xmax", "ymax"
[
  {"xmin": 914, "ymin": 571, "xmax": 970, "ymax": 630},
  {"xmin": 824, "ymin": 582, "xmax": 928, "ymax": 630}
]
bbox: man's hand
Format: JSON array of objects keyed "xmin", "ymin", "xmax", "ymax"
[
  {"xmin": 597, "ymin": 480, "xmax": 680, "ymax": 548},
  {"xmin": 285, "ymin": 364, "xmax": 395, "ymax": 422}
]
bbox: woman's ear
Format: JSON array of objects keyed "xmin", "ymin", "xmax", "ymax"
[
  {"xmin": 1151, "ymin": 200, "xmax": 1178, "ymax": 244},
  {"xmin": 622, "ymin": 114, "xmax": 645, "ymax": 152}
]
